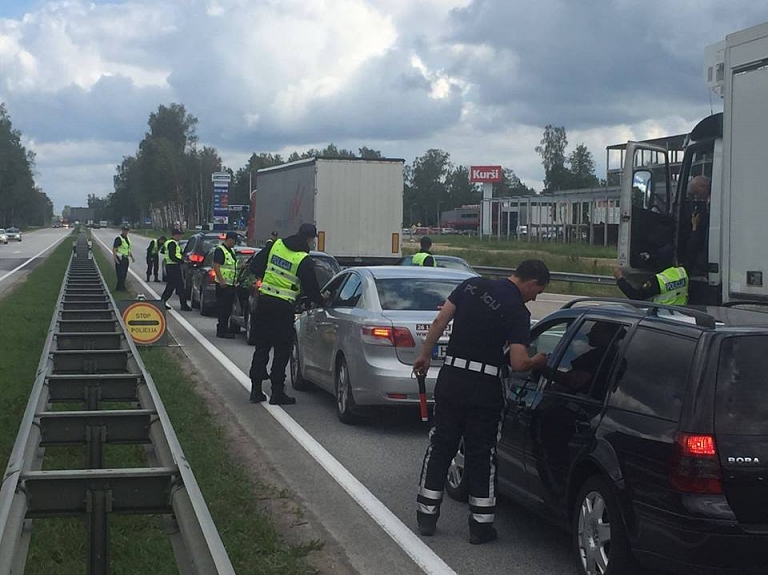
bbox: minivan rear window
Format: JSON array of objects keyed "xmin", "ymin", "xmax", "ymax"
[{"xmin": 716, "ymin": 336, "xmax": 768, "ymax": 435}]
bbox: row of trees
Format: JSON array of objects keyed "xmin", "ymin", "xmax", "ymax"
[
  {"xmin": 98, "ymin": 103, "xmax": 601, "ymax": 228},
  {"xmin": 0, "ymin": 104, "xmax": 53, "ymax": 227}
]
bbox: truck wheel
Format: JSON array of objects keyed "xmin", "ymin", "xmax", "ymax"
[
  {"xmin": 335, "ymin": 356, "xmax": 357, "ymax": 424},
  {"xmin": 572, "ymin": 476, "xmax": 637, "ymax": 575}
]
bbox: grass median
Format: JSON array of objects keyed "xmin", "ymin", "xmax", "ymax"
[{"xmin": 0, "ymin": 235, "xmax": 318, "ymax": 574}]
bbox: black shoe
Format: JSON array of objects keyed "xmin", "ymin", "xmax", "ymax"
[
  {"xmin": 162, "ymin": 300, "xmax": 171, "ymax": 310},
  {"xmin": 217, "ymin": 332, "xmax": 235, "ymax": 339},
  {"xmin": 469, "ymin": 520, "xmax": 497, "ymax": 545},
  {"xmin": 154, "ymin": 277, "xmax": 160, "ymax": 282},
  {"xmin": 269, "ymin": 392, "xmax": 296, "ymax": 405},
  {"xmin": 417, "ymin": 511, "xmax": 438, "ymax": 536},
  {"xmin": 250, "ymin": 390, "xmax": 267, "ymax": 403},
  {"xmin": 180, "ymin": 305, "xmax": 192, "ymax": 311},
  {"xmin": 146, "ymin": 276, "xmax": 150, "ymax": 282}
]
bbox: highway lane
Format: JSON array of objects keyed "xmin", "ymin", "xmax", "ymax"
[
  {"xmin": 0, "ymin": 227, "xmax": 72, "ymax": 298},
  {"xmin": 90, "ymin": 229, "xmax": 626, "ymax": 575}
]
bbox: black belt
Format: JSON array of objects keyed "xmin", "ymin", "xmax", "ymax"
[{"xmin": 444, "ymin": 355, "xmax": 500, "ymax": 377}]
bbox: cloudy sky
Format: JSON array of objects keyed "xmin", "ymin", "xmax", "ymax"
[{"xmin": 1, "ymin": 0, "xmax": 766, "ymax": 212}]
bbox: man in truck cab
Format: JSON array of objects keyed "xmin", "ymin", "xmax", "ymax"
[
  {"xmin": 614, "ymin": 243, "xmax": 689, "ymax": 305},
  {"xmin": 413, "ymin": 236, "xmax": 436, "ymax": 266},
  {"xmin": 681, "ymin": 175, "xmax": 711, "ymax": 277}
]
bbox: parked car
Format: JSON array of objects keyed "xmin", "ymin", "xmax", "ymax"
[
  {"xmin": 5, "ymin": 228, "xmax": 21, "ymax": 241},
  {"xmin": 291, "ymin": 266, "xmax": 475, "ymax": 423},
  {"xmin": 180, "ymin": 231, "xmax": 247, "ymax": 299},
  {"xmin": 189, "ymin": 245, "xmax": 257, "ymax": 316},
  {"xmin": 0, "ymin": 229, "xmax": 7, "ymax": 244},
  {"xmin": 396, "ymin": 254, "xmax": 478, "ymax": 275},
  {"xmin": 445, "ymin": 298, "xmax": 768, "ymax": 575},
  {"xmin": 230, "ymin": 250, "xmax": 341, "ymax": 344}
]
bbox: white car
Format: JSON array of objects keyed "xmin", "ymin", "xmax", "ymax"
[
  {"xmin": 6, "ymin": 228, "xmax": 21, "ymax": 241},
  {"xmin": 0, "ymin": 229, "xmax": 8, "ymax": 244}
]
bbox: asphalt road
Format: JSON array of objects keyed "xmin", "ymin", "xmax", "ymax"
[
  {"xmin": 90, "ymin": 228, "xmax": 641, "ymax": 575},
  {"xmin": 0, "ymin": 227, "xmax": 71, "ymax": 298}
]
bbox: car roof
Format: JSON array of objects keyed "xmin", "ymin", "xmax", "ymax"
[{"xmin": 347, "ymin": 265, "xmax": 474, "ymax": 281}]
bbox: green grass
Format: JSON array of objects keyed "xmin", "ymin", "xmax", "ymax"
[
  {"xmin": 434, "ymin": 234, "xmax": 617, "ymax": 258},
  {"xmin": 0, "ymin": 235, "xmax": 317, "ymax": 574}
]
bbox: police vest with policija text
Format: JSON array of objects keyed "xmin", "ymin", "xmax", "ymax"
[
  {"xmin": 215, "ymin": 245, "xmax": 237, "ymax": 286},
  {"xmin": 652, "ymin": 266, "xmax": 689, "ymax": 306},
  {"xmin": 412, "ymin": 252, "xmax": 434, "ymax": 266},
  {"xmin": 259, "ymin": 239, "xmax": 308, "ymax": 303},
  {"xmin": 163, "ymin": 240, "xmax": 182, "ymax": 265},
  {"xmin": 116, "ymin": 236, "xmax": 132, "ymax": 258},
  {"xmin": 148, "ymin": 239, "xmax": 160, "ymax": 256}
]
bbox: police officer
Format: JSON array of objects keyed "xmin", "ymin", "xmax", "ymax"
[
  {"xmin": 112, "ymin": 224, "xmax": 135, "ymax": 291},
  {"xmin": 160, "ymin": 229, "xmax": 192, "ymax": 311},
  {"xmin": 146, "ymin": 235, "xmax": 165, "ymax": 282},
  {"xmin": 265, "ymin": 230, "xmax": 279, "ymax": 249},
  {"xmin": 247, "ymin": 223, "xmax": 323, "ymax": 405},
  {"xmin": 414, "ymin": 259, "xmax": 550, "ymax": 544},
  {"xmin": 614, "ymin": 244, "xmax": 689, "ymax": 305},
  {"xmin": 213, "ymin": 231, "xmax": 238, "ymax": 338},
  {"xmin": 412, "ymin": 236, "xmax": 436, "ymax": 266}
]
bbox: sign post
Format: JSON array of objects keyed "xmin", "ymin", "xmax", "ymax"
[
  {"xmin": 469, "ymin": 166, "xmax": 503, "ymax": 237},
  {"xmin": 212, "ymin": 172, "xmax": 231, "ymax": 231}
]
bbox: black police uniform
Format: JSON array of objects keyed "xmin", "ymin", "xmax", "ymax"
[
  {"xmin": 247, "ymin": 233, "xmax": 322, "ymax": 404},
  {"xmin": 213, "ymin": 243, "xmax": 237, "ymax": 337},
  {"xmin": 417, "ymin": 276, "xmax": 531, "ymax": 541},
  {"xmin": 160, "ymin": 237, "xmax": 191, "ymax": 310},
  {"xmin": 113, "ymin": 235, "xmax": 131, "ymax": 291},
  {"xmin": 146, "ymin": 238, "xmax": 162, "ymax": 282}
]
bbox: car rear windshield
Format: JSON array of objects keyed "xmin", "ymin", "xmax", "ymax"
[
  {"xmin": 312, "ymin": 256, "xmax": 341, "ymax": 287},
  {"xmin": 201, "ymin": 236, "xmax": 247, "ymax": 253},
  {"xmin": 375, "ymin": 278, "xmax": 460, "ymax": 311},
  {"xmin": 716, "ymin": 335, "xmax": 768, "ymax": 435}
]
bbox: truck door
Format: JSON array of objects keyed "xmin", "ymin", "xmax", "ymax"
[{"xmin": 617, "ymin": 143, "xmax": 673, "ymax": 272}]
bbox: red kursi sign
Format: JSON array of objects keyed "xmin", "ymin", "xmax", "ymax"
[{"xmin": 470, "ymin": 165, "xmax": 502, "ymax": 183}]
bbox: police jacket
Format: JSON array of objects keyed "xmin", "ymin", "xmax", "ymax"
[
  {"xmin": 616, "ymin": 266, "xmax": 689, "ymax": 305},
  {"xmin": 248, "ymin": 234, "xmax": 322, "ymax": 306}
]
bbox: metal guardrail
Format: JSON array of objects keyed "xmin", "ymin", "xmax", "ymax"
[
  {"xmin": 474, "ymin": 265, "xmax": 615, "ymax": 285},
  {"xmin": 0, "ymin": 232, "xmax": 235, "ymax": 575}
]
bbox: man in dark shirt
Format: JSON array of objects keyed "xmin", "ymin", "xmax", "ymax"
[
  {"xmin": 414, "ymin": 259, "xmax": 550, "ymax": 544},
  {"xmin": 412, "ymin": 236, "xmax": 436, "ymax": 266},
  {"xmin": 160, "ymin": 229, "xmax": 191, "ymax": 311},
  {"xmin": 112, "ymin": 224, "xmax": 135, "ymax": 291},
  {"xmin": 213, "ymin": 231, "xmax": 239, "ymax": 339},
  {"xmin": 247, "ymin": 223, "xmax": 323, "ymax": 405}
]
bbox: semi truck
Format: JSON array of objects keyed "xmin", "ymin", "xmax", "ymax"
[
  {"xmin": 618, "ymin": 20, "xmax": 768, "ymax": 305},
  {"xmin": 249, "ymin": 157, "xmax": 404, "ymax": 265}
]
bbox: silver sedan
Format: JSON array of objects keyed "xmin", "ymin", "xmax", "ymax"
[{"xmin": 291, "ymin": 266, "xmax": 475, "ymax": 424}]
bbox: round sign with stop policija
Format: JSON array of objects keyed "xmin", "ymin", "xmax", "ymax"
[{"xmin": 122, "ymin": 302, "xmax": 166, "ymax": 345}]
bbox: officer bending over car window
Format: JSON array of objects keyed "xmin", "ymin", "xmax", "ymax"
[{"xmin": 413, "ymin": 259, "xmax": 550, "ymax": 544}]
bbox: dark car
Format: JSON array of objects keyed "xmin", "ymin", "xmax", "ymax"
[
  {"xmin": 396, "ymin": 254, "xmax": 477, "ymax": 274},
  {"xmin": 230, "ymin": 250, "xmax": 341, "ymax": 344},
  {"xmin": 181, "ymin": 231, "xmax": 247, "ymax": 300},
  {"xmin": 445, "ymin": 298, "xmax": 768, "ymax": 575},
  {"xmin": 189, "ymin": 245, "xmax": 257, "ymax": 316}
]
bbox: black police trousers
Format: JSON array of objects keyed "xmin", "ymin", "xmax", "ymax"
[
  {"xmin": 248, "ymin": 295, "xmax": 294, "ymax": 397},
  {"xmin": 417, "ymin": 366, "xmax": 505, "ymax": 527},
  {"xmin": 215, "ymin": 284, "xmax": 236, "ymax": 334},
  {"xmin": 161, "ymin": 264, "xmax": 186, "ymax": 304},
  {"xmin": 115, "ymin": 257, "xmax": 129, "ymax": 291},
  {"xmin": 146, "ymin": 255, "xmax": 159, "ymax": 280}
]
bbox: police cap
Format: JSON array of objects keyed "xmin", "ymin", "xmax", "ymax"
[
  {"xmin": 171, "ymin": 228, "xmax": 183, "ymax": 236},
  {"xmin": 298, "ymin": 223, "xmax": 318, "ymax": 238},
  {"xmin": 225, "ymin": 231, "xmax": 239, "ymax": 240}
]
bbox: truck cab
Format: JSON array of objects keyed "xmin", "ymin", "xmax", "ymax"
[{"xmin": 619, "ymin": 21, "xmax": 768, "ymax": 306}]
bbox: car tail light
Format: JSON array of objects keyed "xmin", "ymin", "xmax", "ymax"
[
  {"xmin": 361, "ymin": 326, "xmax": 415, "ymax": 347},
  {"xmin": 208, "ymin": 270, "xmax": 217, "ymax": 281},
  {"xmin": 251, "ymin": 279, "xmax": 262, "ymax": 296},
  {"xmin": 189, "ymin": 253, "xmax": 204, "ymax": 264},
  {"xmin": 240, "ymin": 249, "xmax": 255, "ymax": 255},
  {"xmin": 670, "ymin": 433, "xmax": 722, "ymax": 494}
]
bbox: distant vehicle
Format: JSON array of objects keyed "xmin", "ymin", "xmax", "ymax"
[
  {"xmin": 99, "ymin": 220, "xmax": 108, "ymax": 228},
  {"xmin": 250, "ymin": 157, "xmax": 404, "ymax": 263},
  {"xmin": 6, "ymin": 228, "xmax": 21, "ymax": 242},
  {"xmin": 516, "ymin": 225, "xmax": 528, "ymax": 238},
  {"xmin": 0, "ymin": 229, "xmax": 7, "ymax": 244},
  {"xmin": 230, "ymin": 250, "xmax": 341, "ymax": 344},
  {"xmin": 396, "ymin": 254, "xmax": 477, "ymax": 275},
  {"xmin": 189, "ymin": 245, "xmax": 257, "ymax": 316},
  {"xmin": 291, "ymin": 266, "xmax": 474, "ymax": 423},
  {"xmin": 440, "ymin": 227, "xmax": 456, "ymax": 235},
  {"xmin": 180, "ymin": 231, "xmax": 247, "ymax": 301}
]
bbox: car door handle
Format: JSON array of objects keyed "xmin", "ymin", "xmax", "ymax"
[{"xmin": 574, "ymin": 420, "xmax": 591, "ymax": 431}]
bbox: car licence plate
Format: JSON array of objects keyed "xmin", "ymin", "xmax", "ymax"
[{"xmin": 432, "ymin": 344, "xmax": 448, "ymax": 360}]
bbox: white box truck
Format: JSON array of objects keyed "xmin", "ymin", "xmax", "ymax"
[
  {"xmin": 619, "ymin": 21, "xmax": 768, "ymax": 305},
  {"xmin": 249, "ymin": 157, "xmax": 404, "ymax": 264}
]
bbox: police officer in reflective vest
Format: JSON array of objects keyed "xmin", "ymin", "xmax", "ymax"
[
  {"xmin": 213, "ymin": 231, "xmax": 239, "ymax": 339},
  {"xmin": 247, "ymin": 223, "xmax": 323, "ymax": 405},
  {"xmin": 146, "ymin": 235, "xmax": 165, "ymax": 282},
  {"xmin": 112, "ymin": 224, "xmax": 135, "ymax": 291},
  {"xmin": 412, "ymin": 236, "xmax": 436, "ymax": 266},
  {"xmin": 614, "ymin": 244, "xmax": 689, "ymax": 305},
  {"xmin": 160, "ymin": 229, "xmax": 192, "ymax": 311},
  {"xmin": 414, "ymin": 259, "xmax": 550, "ymax": 544}
]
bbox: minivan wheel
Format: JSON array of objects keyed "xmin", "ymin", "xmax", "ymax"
[
  {"xmin": 335, "ymin": 356, "xmax": 357, "ymax": 424},
  {"xmin": 290, "ymin": 335, "xmax": 311, "ymax": 391},
  {"xmin": 245, "ymin": 308, "xmax": 257, "ymax": 345},
  {"xmin": 445, "ymin": 439, "xmax": 468, "ymax": 502},
  {"xmin": 573, "ymin": 476, "xmax": 636, "ymax": 575}
]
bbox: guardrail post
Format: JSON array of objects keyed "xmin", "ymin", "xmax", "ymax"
[{"xmin": 87, "ymin": 488, "xmax": 109, "ymax": 575}]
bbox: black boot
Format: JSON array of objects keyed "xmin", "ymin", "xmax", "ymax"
[
  {"xmin": 180, "ymin": 301, "xmax": 192, "ymax": 311},
  {"xmin": 217, "ymin": 325, "xmax": 234, "ymax": 339},
  {"xmin": 468, "ymin": 516, "xmax": 497, "ymax": 545},
  {"xmin": 417, "ymin": 510, "xmax": 439, "ymax": 536},
  {"xmin": 269, "ymin": 386, "xmax": 296, "ymax": 405},
  {"xmin": 249, "ymin": 383, "xmax": 267, "ymax": 403}
]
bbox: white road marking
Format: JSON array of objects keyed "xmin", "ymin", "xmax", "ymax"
[
  {"xmin": 93, "ymin": 234, "xmax": 457, "ymax": 575},
  {"xmin": 0, "ymin": 234, "xmax": 70, "ymax": 284}
]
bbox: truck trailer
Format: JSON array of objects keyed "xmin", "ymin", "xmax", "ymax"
[
  {"xmin": 249, "ymin": 157, "xmax": 404, "ymax": 265},
  {"xmin": 618, "ymin": 20, "xmax": 768, "ymax": 305}
]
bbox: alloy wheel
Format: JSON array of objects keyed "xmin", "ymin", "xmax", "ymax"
[{"xmin": 577, "ymin": 490, "xmax": 611, "ymax": 575}]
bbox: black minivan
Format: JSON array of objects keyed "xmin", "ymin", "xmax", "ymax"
[{"xmin": 447, "ymin": 299, "xmax": 768, "ymax": 575}]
